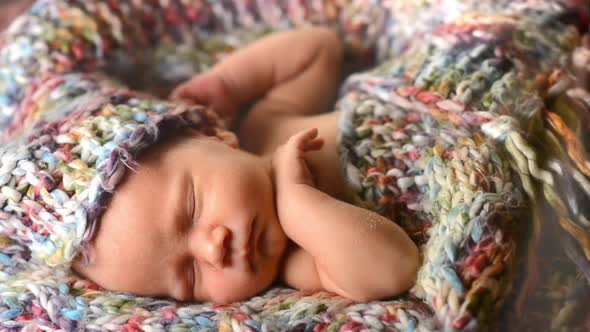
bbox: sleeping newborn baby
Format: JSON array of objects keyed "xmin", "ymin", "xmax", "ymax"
[{"xmin": 72, "ymin": 27, "xmax": 420, "ymax": 304}]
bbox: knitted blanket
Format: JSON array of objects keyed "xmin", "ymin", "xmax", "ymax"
[{"xmin": 1, "ymin": 1, "xmax": 589, "ymax": 331}]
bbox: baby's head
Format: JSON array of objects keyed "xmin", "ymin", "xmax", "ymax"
[
  {"xmin": 73, "ymin": 130, "xmax": 288, "ymax": 303},
  {"xmin": 0, "ymin": 80, "xmax": 287, "ymax": 305}
]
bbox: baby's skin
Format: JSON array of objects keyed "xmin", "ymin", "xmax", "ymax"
[{"xmin": 73, "ymin": 27, "xmax": 420, "ymax": 304}]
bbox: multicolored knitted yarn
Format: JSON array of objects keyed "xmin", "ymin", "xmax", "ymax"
[
  {"xmin": 333, "ymin": 1, "xmax": 588, "ymax": 329},
  {"xmin": 0, "ymin": 0, "xmax": 589, "ymax": 331},
  {"xmin": 337, "ymin": 3, "xmax": 590, "ymax": 330}
]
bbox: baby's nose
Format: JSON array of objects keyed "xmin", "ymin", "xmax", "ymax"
[{"xmin": 194, "ymin": 225, "xmax": 231, "ymax": 270}]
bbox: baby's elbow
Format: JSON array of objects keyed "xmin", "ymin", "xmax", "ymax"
[
  {"xmin": 348, "ymin": 255, "xmax": 420, "ymax": 302},
  {"xmin": 396, "ymin": 248, "xmax": 421, "ymax": 294},
  {"xmin": 379, "ymin": 245, "xmax": 421, "ymax": 300}
]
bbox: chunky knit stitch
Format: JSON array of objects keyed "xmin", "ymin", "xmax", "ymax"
[
  {"xmin": 0, "ymin": 1, "xmax": 589, "ymax": 331},
  {"xmin": 337, "ymin": 6, "xmax": 590, "ymax": 329}
]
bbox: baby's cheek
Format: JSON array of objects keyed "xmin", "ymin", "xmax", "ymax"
[
  {"xmin": 205, "ymin": 272, "xmax": 268, "ymax": 303},
  {"xmin": 233, "ymin": 169, "xmax": 270, "ymax": 207}
]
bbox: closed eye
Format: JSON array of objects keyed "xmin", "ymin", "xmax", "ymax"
[
  {"xmin": 187, "ymin": 259, "xmax": 196, "ymax": 298},
  {"xmin": 189, "ymin": 180, "xmax": 196, "ymax": 222},
  {"xmin": 188, "ymin": 179, "xmax": 198, "ymax": 296}
]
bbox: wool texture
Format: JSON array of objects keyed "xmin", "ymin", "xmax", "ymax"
[{"xmin": 0, "ymin": 0, "xmax": 589, "ymax": 331}]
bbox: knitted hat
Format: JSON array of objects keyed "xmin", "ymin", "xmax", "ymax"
[{"xmin": 0, "ymin": 72, "xmax": 236, "ymax": 268}]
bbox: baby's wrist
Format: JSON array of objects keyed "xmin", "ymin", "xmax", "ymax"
[
  {"xmin": 276, "ymin": 182, "xmax": 318, "ymax": 215},
  {"xmin": 275, "ymin": 185, "xmax": 307, "ymax": 231}
]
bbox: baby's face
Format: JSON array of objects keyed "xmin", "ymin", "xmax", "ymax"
[{"xmin": 73, "ymin": 132, "xmax": 288, "ymax": 303}]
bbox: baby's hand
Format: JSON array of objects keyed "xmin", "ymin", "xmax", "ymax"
[
  {"xmin": 272, "ymin": 128, "xmax": 324, "ymax": 190},
  {"xmin": 170, "ymin": 71, "xmax": 240, "ymax": 127}
]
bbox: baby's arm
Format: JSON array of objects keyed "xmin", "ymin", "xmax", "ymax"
[
  {"xmin": 171, "ymin": 27, "xmax": 343, "ymax": 123},
  {"xmin": 273, "ymin": 129, "xmax": 421, "ymax": 301}
]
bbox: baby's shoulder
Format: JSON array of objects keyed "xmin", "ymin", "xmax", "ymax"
[{"xmin": 237, "ymin": 109, "xmax": 340, "ymax": 156}]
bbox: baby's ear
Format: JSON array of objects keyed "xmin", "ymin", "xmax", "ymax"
[
  {"xmin": 71, "ymin": 244, "xmax": 94, "ymax": 270},
  {"xmin": 182, "ymin": 127, "xmax": 240, "ymax": 149},
  {"xmin": 218, "ymin": 130, "xmax": 239, "ymax": 149},
  {"xmin": 183, "ymin": 127, "xmax": 206, "ymax": 138}
]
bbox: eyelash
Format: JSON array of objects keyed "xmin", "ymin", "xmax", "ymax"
[
  {"xmin": 190, "ymin": 181, "xmax": 197, "ymax": 223},
  {"xmin": 189, "ymin": 181, "xmax": 197, "ymax": 292},
  {"xmin": 188, "ymin": 259, "xmax": 196, "ymax": 293}
]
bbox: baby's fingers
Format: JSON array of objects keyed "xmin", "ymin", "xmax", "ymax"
[
  {"xmin": 274, "ymin": 128, "xmax": 321, "ymax": 188},
  {"xmin": 288, "ymin": 128, "xmax": 321, "ymax": 149},
  {"xmin": 303, "ymin": 137, "xmax": 324, "ymax": 151},
  {"xmin": 298, "ymin": 129, "xmax": 324, "ymax": 152}
]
